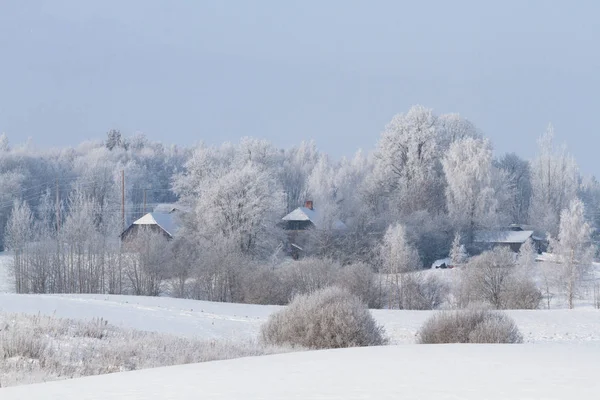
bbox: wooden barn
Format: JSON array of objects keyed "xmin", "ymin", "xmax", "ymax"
[{"xmin": 120, "ymin": 204, "xmax": 183, "ymax": 245}]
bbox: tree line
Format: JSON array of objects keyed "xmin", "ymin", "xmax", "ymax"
[{"xmin": 2, "ymin": 107, "xmax": 598, "ymax": 308}]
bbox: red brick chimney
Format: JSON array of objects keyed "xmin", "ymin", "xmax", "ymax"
[{"xmin": 304, "ymin": 200, "xmax": 314, "ymax": 210}]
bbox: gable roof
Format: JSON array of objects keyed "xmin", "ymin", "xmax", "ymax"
[
  {"xmin": 282, "ymin": 207, "xmax": 347, "ymax": 230},
  {"xmin": 282, "ymin": 207, "xmax": 316, "ymax": 222},
  {"xmin": 133, "ymin": 212, "xmax": 180, "ymax": 237},
  {"xmin": 474, "ymin": 230, "xmax": 534, "ymax": 244}
]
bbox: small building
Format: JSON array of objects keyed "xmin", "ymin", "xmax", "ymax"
[
  {"xmin": 120, "ymin": 205, "xmax": 182, "ymax": 243},
  {"xmin": 280, "ymin": 200, "xmax": 346, "ymax": 259},
  {"xmin": 281, "ymin": 200, "xmax": 347, "ymax": 231},
  {"xmin": 473, "ymin": 230, "xmax": 534, "ymax": 253},
  {"xmin": 508, "ymin": 224, "xmax": 549, "ymax": 253}
]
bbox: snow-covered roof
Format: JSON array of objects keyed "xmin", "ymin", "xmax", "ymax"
[
  {"xmin": 133, "ymin": 212, "xmax": 180, "ymax": 237},
  {"xmin": 474, "ymin": 230, "xmax": 534, "ymax": 244},
  {"xmin": 282, "ymin": 207, "xmax": 316, "ymax": 222},
  {"xmin": 282, "ymin": 207, "xmax": 347, "ymax": 230}
]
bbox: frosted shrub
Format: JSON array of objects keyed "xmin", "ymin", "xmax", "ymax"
[
  {"xmin": 467, "ymin": 313, "xmax": 523, "ymax": 344},
  {"xmin": 461, "ymin": 247, "xmax": 541, "ymax": 310},
  {"xmin": 261, "ymin": 286, "xmax": 387, "ymax": 349},
  {"xmin": 503, "ymin": 278, "xmax": 542, "ymax": 310},
  {"xmin": 279, "ymin": 258, "xmax": 339, "ymax": 297},
  {"xmin": 73, "ymin": 317, "xmax": 111, "ymax": 339},
  {"xmin": 417, "ymin": 309, "xmax": 523, "ymax": 344},
  {"xmin": 0, "ymin": 313, "xmax": 293, "ymax": 388},
  {"xmin": 400, "ymin": 274, "xmax": 449, "ymax": 310},
  {"xmin": 242, "ymin": 266, "xmax": 289, "ymax": 305},
  {"xmin": 0, "ymin": 322, "xmax": 49, "ymax": 361},
  {"xmin": 335, "ymin": 262, "xmax": 382, "ymax": 308}
]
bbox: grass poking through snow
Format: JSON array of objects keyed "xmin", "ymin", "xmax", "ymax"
[{"xmin": 0, "ymin": 313, "xmax": 293, "ymax": 388}]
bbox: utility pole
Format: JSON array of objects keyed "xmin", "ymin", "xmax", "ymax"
[
  {"xmin": 56, "ymin": 177, "xmax": 60, "ymax": 233},
  {"xmin": 121, "ymin": 170, "xmax": 125, "ymax": 232}
]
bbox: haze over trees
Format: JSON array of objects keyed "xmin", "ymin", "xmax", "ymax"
[{"xmin": 1, "ymin": 105, "xmax": 598, "ymax": 309}]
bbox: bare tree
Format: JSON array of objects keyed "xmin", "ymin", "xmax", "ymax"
[{"xmin": 462, "ymin": 247, "xmax": 541, "ymax": 309}]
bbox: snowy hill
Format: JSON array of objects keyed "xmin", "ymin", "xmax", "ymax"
[
  {"xmin": 2, "ymin": 344, "xmax": 599, "ymax": 399},
  {"xmin": 1, "ymin": 293, "xmax": 599, "ymax": 344}
]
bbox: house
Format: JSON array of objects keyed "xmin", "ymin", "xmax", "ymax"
[
  {"xmin": 281, "ymin": 200, "xmax": 347, "ymax": 231},
  {"xmin": 120, "ymin": 205, "xmax": 182, "ymax": 243},
  {"xmin": 508, "ymin": 224, "xmax": 549, "ymax": 253},
  {"xmin": 473, "ymin": 229, "xmax": 535, "ymax": 253},
  {"xmin": 280, "ymin": 200, "xmax": 346, "ymax": 259}
]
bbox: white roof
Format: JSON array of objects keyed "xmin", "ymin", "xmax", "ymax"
[
  {"xmin": 282, "ymin": 207, "xmax": 347, "ymax": 230},
  {"xmin": 474, "ymin": 230, "xmax": 534, "ymax": 244},
  {"xmin": 282, "ymin": 207, "xmax": 316, "ymax": 222},
  {"xmin": 133, "ymin": 212, "xmax": 180, "ymax": 237}
]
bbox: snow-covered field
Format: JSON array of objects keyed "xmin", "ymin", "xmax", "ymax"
[
  {"xmin": 2, "ymin": 250, "xmax": 599, "ymax": 398},
  {"xmin": 2, "ymin": 343, "xmax": 599, "ymax": 399},
  {"xmin": 1, "ymin": 293, "xmax": 599, "ymax": 344}
]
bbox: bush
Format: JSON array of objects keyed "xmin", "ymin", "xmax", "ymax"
[
  {"xmin": 401, "ymin": 274, "xmax": 449, "ymax": 310},
  {"xmin": 242, "ymin": 266, "xmax": 289, "ymax": 305},
  {"xmin": 335, "ymin": 262, "xmax": 382, "ymax": 308},
  {"xmin": 460, "ymin": 247, "xmax": 541, "ymax": 310},
  {"xmin": 279, "ymin": 258, "xmax": 340, "ymax": 297},
  {"xmin": 503, "ymin": 278, "xmax": 542, "ymax": 310},
  {"xmin": 417, "ymin": 309, "xmax": 523, "ymax": 344},
  {"xmin": 261, "ymin": 286, "xmax": 387, "ymax": 349}
]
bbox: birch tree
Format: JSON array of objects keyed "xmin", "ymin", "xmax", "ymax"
[
  {"xmin": 379, "ymin": 223, "xmax": 421, "ymax": 308},
  {"xmin": 530, "ymin": 126, "xmax": 579, "ymax": 236},
  {"xmin": 5, "ymin": 200, "xmax": 34, "ymax": 293},
  {"xmin": 553, "ymin": 199, "xmax": 594, "ymax": 309}
]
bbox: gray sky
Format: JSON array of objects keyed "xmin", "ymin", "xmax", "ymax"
[{"xmin": 1, "ymin": 0, "xmax": 599, "ymax": 175}]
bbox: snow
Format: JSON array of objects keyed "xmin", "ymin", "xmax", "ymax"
[
  {"xmin": 2, "ymin": 343, "xmax": 599, "ymax": 399},
  {"xmin": 282, "ymin": 206, "xmax": 347, "ymax": 229},
  {"xmin": 0, "ymin": 294, "xmax": 275, "ymax": 340},
  {"xmin": 1, "ymin": 293, "xmax": 599, "ymax": 344},
  {"xmin": 1, "ymin": 250, "xmax": 599, "ymax": 398},
  {"xmin": 282, "ymin": 206, "xmax": 314, "ymax": 221},
  {"xmin": 133, "ymin": 212, "xmax": 180, "ymax": 237}
]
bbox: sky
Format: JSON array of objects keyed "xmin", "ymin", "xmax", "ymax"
[{"xmin": 1, "ymin": 0, "xmax": 599, "ymax": 175}]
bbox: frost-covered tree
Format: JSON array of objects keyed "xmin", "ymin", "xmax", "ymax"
[
  {"xmin": 438, "ymin": 113, "xmax": 480, "ymax": 149},
  {"xmin": 380, "ymin": 223, "xmax": 421, "ymax": 274},
  {"xmin": 105, "ymin": 129, "xmax": 127, "ymax": 151},
  {"xmin": 174, "ymin": 139, "xmax": 284, "ymax": 258},
  {"xmin": 374, "ymin": 105, "xmax": 444, "ymax": 215},
  {"xmin": 280, "ymin": 141, "xmax": 319, "ymax": 212},
  {"xmin": 496, "ymin": 153, "xmax": 532, "ymax": 224},
  {"xmin": 517, "ymin": 238, "xmax": 537, "ymax": 269},
  {"xmin": 552, "ymin": 199, "xmax": 595, "ymax": 309},
  {"xmin": 578, "ymin": 176, "xmax": 600, "ymax": 245},
  {"xmin": 461, "ymin": 247, "xmax": 541, "ymax": 310},
  {"xmin": 5, "ymin": 200, "xmax": 34, "ymax": 293},
  {"xmin": 450, "ymin": 232, "xmax": 468, "ymax": 265},
  {"xmin": 442, "ymin": 137, "xmax": 498, "ymax": 242},
  {"xmin": 379, "ymin": 223, "xmax": 421, "ymax": 308},
  {"xmin": 0, "ymin": 133, "xmax": 9, "ymax": 152},
  {"xmin": 529, "ymin": 126, "xmax": 579, "ymax": 236}
]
